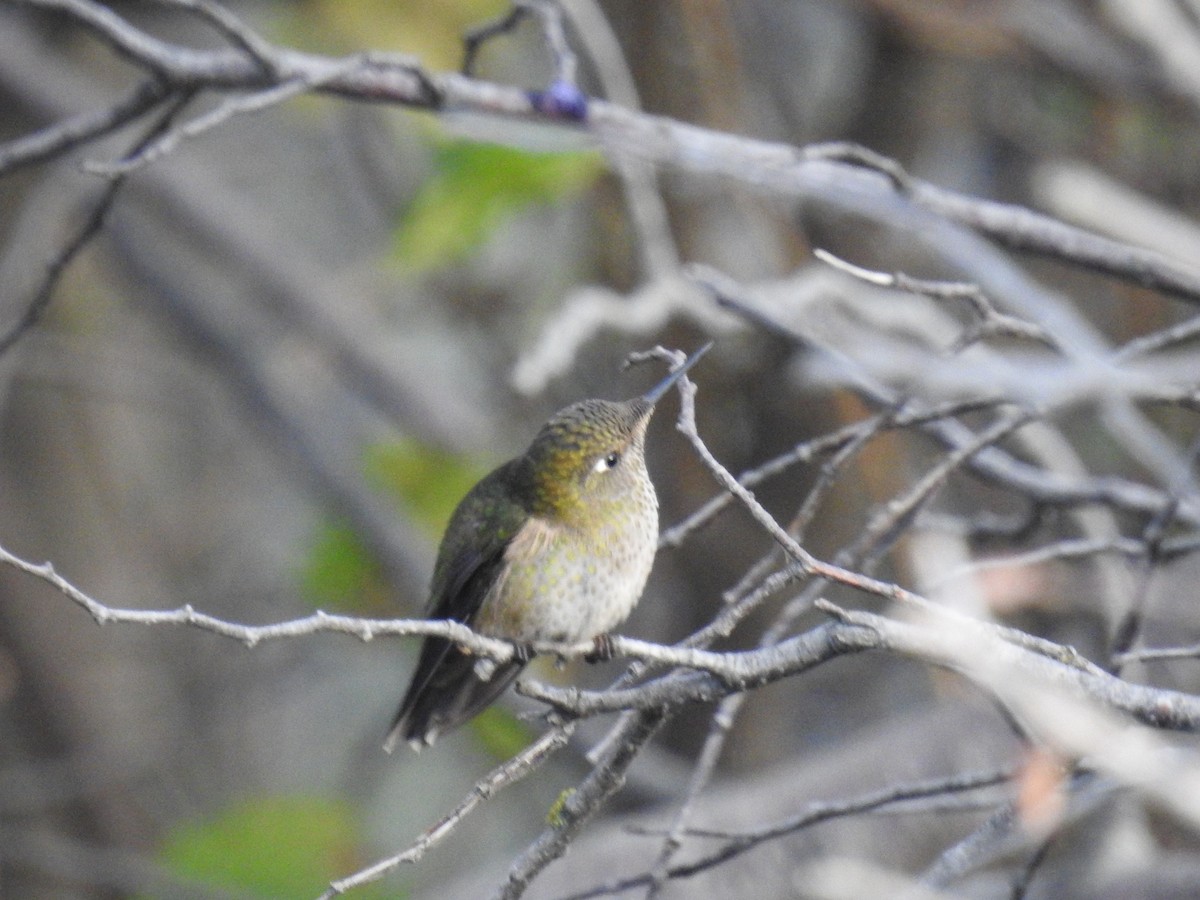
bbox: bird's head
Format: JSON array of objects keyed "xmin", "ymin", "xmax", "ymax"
[{"xmin": 520, "ymin": 344, "xmax": 710, "ymax": 521}]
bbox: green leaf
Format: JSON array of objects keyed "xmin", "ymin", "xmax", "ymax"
[
  {"xmin": 158, "ymin": 796, "xmax": 390, "ymax": 899},
  {"xmin": 394, "ymin": 139, "xmax": 603, "ymax": 271}
]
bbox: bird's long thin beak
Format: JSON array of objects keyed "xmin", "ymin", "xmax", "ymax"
[{"xmin": 640, "ymin": 341, "xmax": 713, "ymax": 407}]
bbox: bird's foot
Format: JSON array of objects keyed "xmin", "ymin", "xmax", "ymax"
[
  {"xmin": 585, "ymin": 633, "xmax": 616, "ymax": 663},
  {"xmin": 512, "ymin": 641, "xmax": 536, "ymax": 664}
]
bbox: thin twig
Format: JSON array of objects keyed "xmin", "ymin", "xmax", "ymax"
[
  {"xmin": 84, "ymin": 58, "xmax": 368, "ymax": 177},
  {"xmin": 660, "ymin": 397, "xmax": 1009, "ymax": 548},
  {"xmin": 562, "ymin": 768, "xmax": 1013, "ymax": 899},
  {"xmin": 0, "ymin": 89, "xmax": 194, "ymax": 357},
  {"xmin": 1112, "ymin": 312, "xmax": 1200, "ymax": 360},
  {"xmin": 492, "ymin": 710, "xmax": 667, "ymax": 899},
  {"xmin": 814, "ymin": 248, "xmax": 1061, "ymax": 353},
  {"xmin": 318, "ymin": 724, "xmax": 576, "ymax": 898},
  {"xmin": 0, "ymin": 77, "xmax": 170, "ymax": 176},
  {"xmin": 1110, "ymin": 429, "xmax": 1200, "ymax": 672},
  {"xmin": 853, "ymin": 407, "xmax": 1035, "ymax": 571},
  {"xmin": 462, "ymin": 4, "xmax": 530, "ymax": 77},
  {"xmin": 696, "ymin": 267, "xmax": 1199, "ymax": 527},
  {"xmin": 153, "ymin": 0, "xmax": 278, "ymax": 72}
]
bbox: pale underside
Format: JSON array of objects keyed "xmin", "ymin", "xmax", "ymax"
[{"xmin": 472, "ymin": 484, "xmax": 659, "ymax": 644}]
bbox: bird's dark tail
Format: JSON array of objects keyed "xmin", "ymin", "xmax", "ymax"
[{"xmin": 385, "ymin": 637, "xmax": 526, "ymax": 752}]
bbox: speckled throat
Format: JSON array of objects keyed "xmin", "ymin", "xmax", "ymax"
[{"xmin": 472, "ymin": 448, "xmax": 659, "ymax": 644}]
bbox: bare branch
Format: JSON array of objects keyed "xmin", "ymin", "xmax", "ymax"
[
  {"xmin": 9, "ymin": 0, "xmax": 1200, "ymax": 305},
  {"xmin": 7, "ymin": 538, "xmax": 1087, "ymax": 698},
  {"xmin": 517, "ymin": 605, "xmax": 1200, "ymax": 732},
  {"xmin": 492, "ymin": 710, "xmax": 667, "ymax": 899}
]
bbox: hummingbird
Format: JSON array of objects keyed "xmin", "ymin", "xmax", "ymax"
[{"xmin": 385, "ymin": 344, "xmax": 711, "ymax": 751}]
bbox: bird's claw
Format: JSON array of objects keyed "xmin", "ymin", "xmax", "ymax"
[
  {"xmin": 512, "ymin": 642, "xmax": 536, "ymax": 664},
  {"xmin": 584, "ymin": 633, "xmax": 615, "ymax": 663}
]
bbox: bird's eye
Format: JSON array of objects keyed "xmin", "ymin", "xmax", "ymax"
[{"xmin": 593, "ymin": 451, "xmax": 621, "ymax": 474}]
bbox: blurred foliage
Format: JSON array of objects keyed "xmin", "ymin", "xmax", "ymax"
[
  {"xmin": 468, "ymin": 705, "xmax": 537, "ymax": 760},
  {"xmin": 157, "ymin": 795, "xmax": 390, "ymax": 899},
  {"xmin": 302, "ymin": 439, "xmax": 489, "ymax": 611},
  {"xmin": 302, "ymin": 521, "xmax": 388, "ymax": 611},
  {"xmin": 290, "ymin": 0, "xmax": 505, "ymax": 68},
  {"xmin": 362, "ymin": 438, "xmax": 489, "ymax": 535},
  {"xmin": 393, "ymin": 138, "xmax": 603, "ymax": 272}
]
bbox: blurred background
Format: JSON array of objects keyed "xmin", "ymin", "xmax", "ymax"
[{"xmin": 2, "ymin": 0, "xmax": 1200, "ymax": 897}]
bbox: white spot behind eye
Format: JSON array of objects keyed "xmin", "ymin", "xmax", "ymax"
[{"xmin": 593, "ymin": 451, "xmax": 621, "ymax": 474}]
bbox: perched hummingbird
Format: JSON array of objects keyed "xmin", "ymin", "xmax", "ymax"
[{"xmin": 385, "ymin": 344, "xmax": 711, "ymax": 751}]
